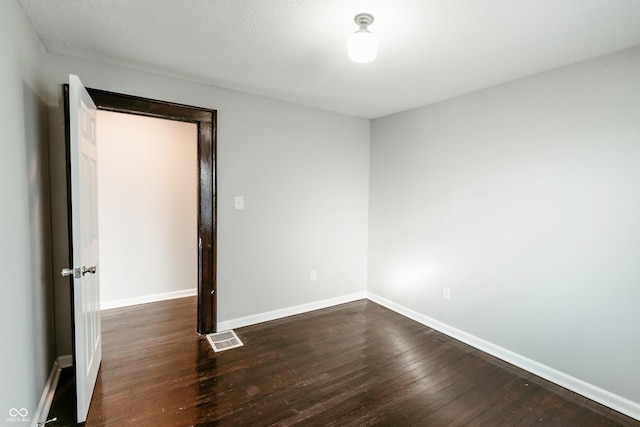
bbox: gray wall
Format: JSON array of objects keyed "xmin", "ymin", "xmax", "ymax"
[
  {"xmin": 368, "ymin": 47, "xmax": 640, "ymax": 405},
  {"xmin": 46, "ymin": 54, "xmax": 371, "ymax": 355},
  {"xmin": 0, "ymin": 1, "xmax": 54, "ymax": 424}
]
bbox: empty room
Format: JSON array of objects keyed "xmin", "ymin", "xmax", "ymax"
[{"xmin": 2, "ymin": 1, "xmax": 640, "ymax": 426}]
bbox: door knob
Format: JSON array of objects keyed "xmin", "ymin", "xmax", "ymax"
[
  {"xmin": 61, "ymin": 266, "xmax": 96, "ymax": 278},
  {"xmin": 61, "ymin": 268, "xmax": 75, "ymax": 277}
]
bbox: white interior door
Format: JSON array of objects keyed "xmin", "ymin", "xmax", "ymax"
[{"xmin": 67, "ymin": 74, "xmax": 102, "ymax": 423}]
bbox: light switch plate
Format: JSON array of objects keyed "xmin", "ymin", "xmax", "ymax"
[{"xmin": 234, "ymin": 196, "xmax": 244, "ymax": 210}]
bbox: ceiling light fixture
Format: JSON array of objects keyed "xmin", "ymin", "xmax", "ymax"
[{"xmin": 348, "ymin": 13, "xmax": 379, "ymax": 63}]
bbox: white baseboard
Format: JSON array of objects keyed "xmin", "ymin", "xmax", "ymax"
[
  {"xmin": 96, "ymin": 288, "xmax": 639, "ymax": 421},
  {"xmin": 31, "ymin": 354, "xmax": 73, "ymax": 427},
  {"xmin": 58, "ymin": 354, "xmax": 73, "ymax": 369},
  {"xmin": 366, "ymin": 292, "xmax": 640, "ymax": 422},
  {"xmin": 101, "ymin": 288, "xmax": 197, "ymax": 310},
  {"xmin": 217, "ymin": 291, "xmax": 367, "ymax": 332}
]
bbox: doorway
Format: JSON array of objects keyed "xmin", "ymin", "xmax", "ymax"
[
  {"xmin": 97, "ymin": 111, "xmax": 198, "ymax": 308},
  {"xmin": 66, "ymin": 86, "xmax": 218, "ymax": 333}
]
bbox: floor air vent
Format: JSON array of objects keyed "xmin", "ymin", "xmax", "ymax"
[{"xmin": 207, "ymin": 330, "xmax": 244, "ymax": 352}]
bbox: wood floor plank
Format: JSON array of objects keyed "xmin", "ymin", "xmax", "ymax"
[{"xmin": 42, "ymin": 297, "xmax": 640, "ymax": 426}]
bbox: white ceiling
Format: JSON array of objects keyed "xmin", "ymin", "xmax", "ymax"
[{"xmin": 18, "ymin": 0, "xmax": 640, "ymax": 118}]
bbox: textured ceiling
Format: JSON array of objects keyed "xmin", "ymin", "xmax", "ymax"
[{"xmin": 17, "ymin": 0, "xmax": 640, "ymax": 118}]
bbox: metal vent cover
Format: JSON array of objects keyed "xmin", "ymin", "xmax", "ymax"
[{"xmin": 207, "ymin": 330, "xmax": 243, "ymax": 352}]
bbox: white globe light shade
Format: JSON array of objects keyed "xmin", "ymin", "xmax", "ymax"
[{"xmin": 348, "ymin": 29, "xmax": 379, "ymax": 63}]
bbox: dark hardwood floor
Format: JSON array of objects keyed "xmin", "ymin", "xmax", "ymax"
[{"xmin": 49, "ymin": 297, "xmax": 640, "ymax": 426}]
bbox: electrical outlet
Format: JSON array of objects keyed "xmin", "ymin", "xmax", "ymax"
[
  {"xmin": 310, "ymin": 270, "xmax": 317, "ymax": 281},
  {"xmin": 442, "ymin": 287, "xmax": 451, "ymax": 301}
]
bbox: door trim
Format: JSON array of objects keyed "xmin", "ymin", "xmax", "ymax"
[{"xmin": 64, "ymin": 85, "xmax": 217, "ymax": 334}]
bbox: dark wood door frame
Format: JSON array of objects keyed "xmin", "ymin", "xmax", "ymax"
[{"xmin": 65, "ymin": 85, "xmax": 217, "ymax": 334}]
